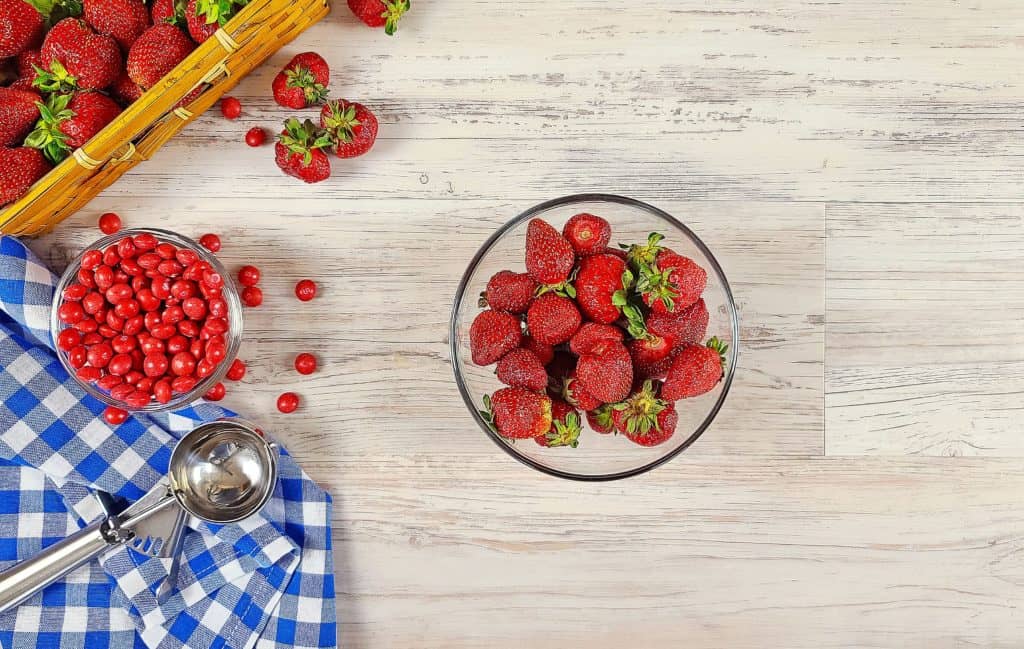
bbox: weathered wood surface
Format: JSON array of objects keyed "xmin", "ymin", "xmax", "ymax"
[{"xmin": 26, "ymin": 0, "xmax": 1024, "ymax": 646}]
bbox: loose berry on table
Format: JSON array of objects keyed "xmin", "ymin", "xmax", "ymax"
[
  {"xmin": 220, "ymin": 96, "xmax": 241, "ymax": 120},
  {"xmin": 294, "ymin": 279, "xmax": 316, "ymax": 301},
  {"xmin": 98, "ymin": 212, "xmax": 122, "ymax": 235},
  {"xmin": 226, "ymin": 358, "xmax": 246, "ymax": 381},
  {"xmin": 241, "ymin": 286, "xmax": 263, "ymax": 307},
  {"xmin": 276, "ymin": 392, "xmax": 299, "ymax": 413},
  {"xmin": 294, "ymin": 353, "xmax": 317, "ymax": 375},
  {"xmin": 198, "ymin": 233, "xmax": 221, "ymax": 252},
  {"xmin": 245, "ymin": 127, "xmax": 266, "ymax": 147},
  {"xmin": 237, "ymin": 265, "xmax": 260, "ymax": 287},
  {"xmin": 103, "ymin": 406, "xmax": 128, "ymax": 425},
  {"xmin": 204, "ymin": 382, "xmax": 226, "ymax": 401}
]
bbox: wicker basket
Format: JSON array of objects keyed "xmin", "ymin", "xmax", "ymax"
[{"xmin": 0, "ymin": 0, "xmax": 330, "ymax": 236}]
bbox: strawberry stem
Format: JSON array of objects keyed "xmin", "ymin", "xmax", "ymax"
[{"xmin": 381, "ymin": 0, "xmax": 410, "ymax": 36}]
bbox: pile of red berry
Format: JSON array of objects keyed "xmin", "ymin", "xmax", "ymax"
[
  {"xmin": 55, "ymin": 223, "xmax": 234, "ymax": 416},
  {"xmin": 470, "ymin": 213, "xmax": 727, "ymax": 448}
]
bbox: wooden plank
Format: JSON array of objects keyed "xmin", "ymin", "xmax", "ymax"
[
  {"xmin": 29, "ymin": 197, "xmax": 823, "ymax": 456},
  {"xmin": 826, "ymin": 202, "xmax": 1024, "ymax": 455},
  {"xmin": 309, "ymin": 455, "xmax": 1024, "ymax": 649}
]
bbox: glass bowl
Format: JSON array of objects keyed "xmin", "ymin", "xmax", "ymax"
[
  {"xmin": 450, "ymin": 194, "xmax": 739, "ymax": 480},
  {"xmin": 51, "ymin": 228, "xmax": 243, "ymax": 412}
]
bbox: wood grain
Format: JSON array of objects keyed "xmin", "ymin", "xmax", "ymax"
[{"xmin": 826, "ymin": 203, "xmax": 1024, "ymax": 455}]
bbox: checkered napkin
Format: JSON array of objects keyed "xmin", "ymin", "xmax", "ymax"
[{"xmin": 0, "ymin": 237, "xmax": 337, "ymax": 649}]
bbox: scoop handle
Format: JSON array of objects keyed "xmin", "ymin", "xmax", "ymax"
[{"xmin": 0, "ymin": 519, "xmax": 114, "ymax": 614}]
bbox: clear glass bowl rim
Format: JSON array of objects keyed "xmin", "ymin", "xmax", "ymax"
[
  {"xmin": 449, "ymin": 193, "xmax": 740, "ymax": 481},
  {"xmin": 50, "ymin": 227, "xmax": 244, "ymax": 413}
]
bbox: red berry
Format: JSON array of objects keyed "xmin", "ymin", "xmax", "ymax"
[
  {"xmin": 294, "ymin": 279, "xmax": 316, "ymax": 301},
  {"xmin": 57, "ymin": 328, "xmax": 81, "ymax": 351},
  {"xmin": 220, "ymin": 96, "xmax": 241, "ymax": 119},
  {"xmin": 154, "ymin": 379, "xmax": 172, "ymax": 403},
  {"xmin": 108, "ymin": 353, "xmax": 133, "ymax": 376},
  {"xmin": 237, "ymin": 265, "xmax": 260, "ymax": 287},
  {"xmin": 103, "ymin": 406, "xmax": 128, "ymax": 425},
  {"xmin": 204, "ymin": 382, "xmax": 226, "ymax": 401},
  {"xmin": 81, "ymin": 249, "xmax": 103, "ymax": 270},
  {"xmin": 294, "ymin": 353, "xmax": 316, "ymax": 375},
  {"xmin": 276, "ymin": 392, "xmax": 299, "ymax": 413},
  {"xmin": 98, "ymin": 212, "xmax": 122, "ymax": 235},
  {"xmin": 57, "ymin": 301, "xmax": 85, "ymax": 324},
  {"xmin": 241, "ymin": 286, "xmax": 263, "ymax": 307},
  {"xmin": 170, "ymin": 351, "xmax": 196, "ymax": 376},
  {"xmin": 245, "ymin": 127, "xmax": 266, "ymax": 147},
  {"xmin": 143, "ymin": 353, "xmax": 169, "ymax": 377},
  {"xmin": 226, "ymin": 358, "xmax": 246, "ymax": 381},
  {"xmin": 199, "ymin": 233, "xmax": 221, "ymax": 252}
]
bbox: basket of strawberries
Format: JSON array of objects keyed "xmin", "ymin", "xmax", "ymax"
[{"xmin": 0, "ymin": 0, "xmax": 330, "ymax": 235}]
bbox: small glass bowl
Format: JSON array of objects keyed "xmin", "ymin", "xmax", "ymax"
[
  {"xmin": 450, "ymin": 194, "xmax": 739, "ymax": 481},
  {"xmin": 51, "ymin": 228, "xmax": 244, "ymax": 412}
]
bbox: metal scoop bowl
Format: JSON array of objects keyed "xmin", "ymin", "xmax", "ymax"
[{"xmin": 0, "ymin": 419, "xmax": 278, "ymax": 614}]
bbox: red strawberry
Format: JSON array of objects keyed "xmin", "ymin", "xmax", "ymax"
[
  {"xmin": 633, "ymin": 345, "xmax": 678, "ymax": 381},
  {"xmin": 347, "ymin": 0, "xmax": 408, "ymax": 35},
  {"xmin": 84, "ymin": 0, "xmax": 150, "ymax": 51},
  {"xmin": 624, "ymin": 232, "xmax": 672, "ymax": 268},
  {"xmin": 575, "ymin": 339, "xmax": 632, "ymax": 404},
  {"xmin": 521, "ymin": 335, "xmax": 553, "ymax": 365},
  {"xmin": 110, "ymin": 69, "xmax": 143, "ymax": 105},
  {"xmin": 481, "ymin": 388, "xmax": 551, "ymax": 440},
  {"xmin": 25, "ymin": 92, "xmax": 121, "ymax": 163},
  {"xmin": 16, "ymin": 48, "xmax": 40, "ymax": 78},
  {"xmin": 526, "ymin": 292, "xmax": 580, "ymax": 345},
  {"xmin": 586, "ymin": 404, "xmax": 615, "ymax": 434},
  {"xmin": 40, "ymin": 18, "xmax": 122, "ymax": 90},
  {"xmin": 646, "ymin": 298, "xmax": 708, "ymax": 346},
  {"xmin": 272, "ymin": 51, "xmax": 329, "ymax": 109},
  {"xmin": 611, "ymin": 380, "xmax": 677, "ymax": 446},
  {"xmin": 7, "ymin": 77, "xmax": 35, "ymax": 91},
  {"xmin": 559, "ymin": 371, "xmax": 602, "ymax": 412},
  {"xmin": 661, "ymin": 337, "xmax": 728, "ymax": 401},
  {"xmin": 0, "ymin": 86, "xmax": 40, "ymax": 146},
  {"xmin": 562, "ymin": 212, "xmax": 610, "ymax": 257},
  {"xmin": 627, "ymin": 334, "xmax": 674, "ymax": 377},
  {"xmin": 480, "ymin": 270, "xmax": 536, "ymax": 314},
  {"xmin": 638, "ymin": 250, "xmax": 707, "ymax": 314},
  {"xmin": 603, "ymin": 247, "xmax": 628, "ymax": 262},
  {"xmin": 186, "ymin": 0, "xmax": 245, "ymax": 43},
  {"xmin": 496, "ymin": 348, "xmax": 546, "ymax": 392},
  {"xmin": 468, "ymin": 309, "xmax": 522, "ymax": 366},
  {"xmin": 575, "ymin": 252, "xmax": 626, "ymax": 324},
  {"xmin": 534, "ymin": 399, "xmax": 581, "ymax": 448},
  {"xmin": 524, "ymin": 218, "xmax": 574, "ymax": 285},
  {"xmin": 0, "ymin": 146, "xmax": 50, "ymax": 205},
  {"xmin": 568, "ymin": 321, "xmax": 623, "ymax": 356},
  {"xmin": 151, "ymin": 0, "xmax": 186, "ymax": 26},
  {"xmin": 0, "ymin": 0, "xmax": 43, "ymax": 58},
  {"xmin": 126, "ymin": 23, "xmax": 193, "ymax": 89},
  {"xmin": 320, "ymin": 99, "xmax": 378, "ymax": 158},
  {"xmin": 275, "ymin": 117, "xmax": 333, "ymax": 184}
]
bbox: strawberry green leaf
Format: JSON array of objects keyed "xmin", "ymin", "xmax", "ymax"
[{"xmin": 381, "ymin": 0, "xmax": 410, "ymax": 36}]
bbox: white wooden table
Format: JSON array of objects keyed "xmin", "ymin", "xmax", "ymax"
[{"xmin": 29, "ymin": 2, "xmax": 1024, "ymax": 646}]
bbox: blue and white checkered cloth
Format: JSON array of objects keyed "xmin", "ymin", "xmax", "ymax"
[{"xmin": 0, "ymin": 237, "xmax": 337, "ymax": 649}]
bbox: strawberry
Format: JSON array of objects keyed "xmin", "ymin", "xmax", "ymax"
[
  {"xmin": 496, "ymin": 348, "xmax": 546, "ymax": 392},
  {"xmin": 585, "ymin": 404, "xmax": 615, "ymax": 434},
  {"xmin": 568, "ymin": 321, "xmax": 622, "ymax": 356},
  {"xmin": 562, "ymin": 212, "xmax": 610, "ymax": 257},
  {"xmin": 84, "ymin": 0, "xmax": 150, "ymax": 51},
  {"xmin": 320, "ymin": 99, "xmax": 378, "ymax": 158},
  {"xmin": 661, "ymin": 337, "xmax": 728, "ymax": 401},
  {"xmin": 0, "ymin": 0, "xmax": 44, "ymax": 58},
  {"xmin": 480, "ymin": 388, "xmax": 551, "ymax": 440},
  {"xmin": 347, "ymin": 0, "xmax": 408, "ymax": 35},
  {"xmin": 151, "ymin": 0, "xmax": 186, "ymax": 26},
  {"xmin": 186, "ymin": 0, "xmax": 246, "ymax": 43},
  {"xmin": 611, "ymin": 380, "xmax": 677, "ymax": 446},
  {"xmin": 272, "ymin": 51, "xmax": 329, "ymax": 109},
  {"xmin": 110, "ymin": 69, "xmax": 142, "ymax": 105},
  {"xmin": 0, "ymin": 145, "xmax": 50, "ymax": 205},
  {"xmin": 638, "ymin": 250, "xmax": 707, "ymax": 314},
  {"xmin": 624, "ymin": 231, "xmax": 672, "ymax": 269},
  {"xmin": 275, "ymin": 117, "xmax": 332, "ymax": 184},
  {"xmin": 521, "ymin": 334, "xmax": 553, "ymax": 365},
  {"xmin": 40, "ymin": 18, "xmax": 121, "ymax": 90},
  {"xmin": 575, "ymin": 252, "xmax": 626, "ymax": 324},
  {"xmin": 603, "ymin": 246, "xmax": 628, "ymax": 262},
  {"xmin": 633, "ymin": 345, "xmax": 678, "ymax": 381},
  {"xmin": 0, "ymin": 86, "xmax": 40, "ymax": 146},
  {"xmin": 559, "ymin": 371, "xmax": 602, "ymax": 411},
  {"xmin": 480, "ymin": 270, "xmax": 536, "ymax": 314},
  {"xmin": 526, "ymin": 292, "xmax": 580, "ymax": 345},
  {"xmin": 25, "ymin": 91, "xmax": 120, "ymax": 163},
  {"xmin": 575, "ymin": 339, "xmax": 632, "ymax": 404},
  {"xmin": 627, "ymin": 334, "xmax": 675, "ymax": 379},
  {"xmin": 468, "ymin": 308, "xmax": 522, "ymax": 366},
  {"xmin": 126, "ymin": 23, "xmax": 193, "ymax": 89},
  {"xmin": 534, "ymin": 398, "xmax": 581, "ymax": 448},
  {"xmin": 646, "ymin": 297, "xmax": 708, "ymax": 346},
  {"xmin": 16, "ymin": 48, "xmax": 40, "ymax": 78},
  {"xmin": 525, "ymin": 218, "xmax": 574, "ymax": 286}
]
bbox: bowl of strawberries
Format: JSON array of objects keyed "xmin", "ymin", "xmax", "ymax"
[{"xmin": 451, "ymin": 194, "xmax": 739, "ymax": 480}]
